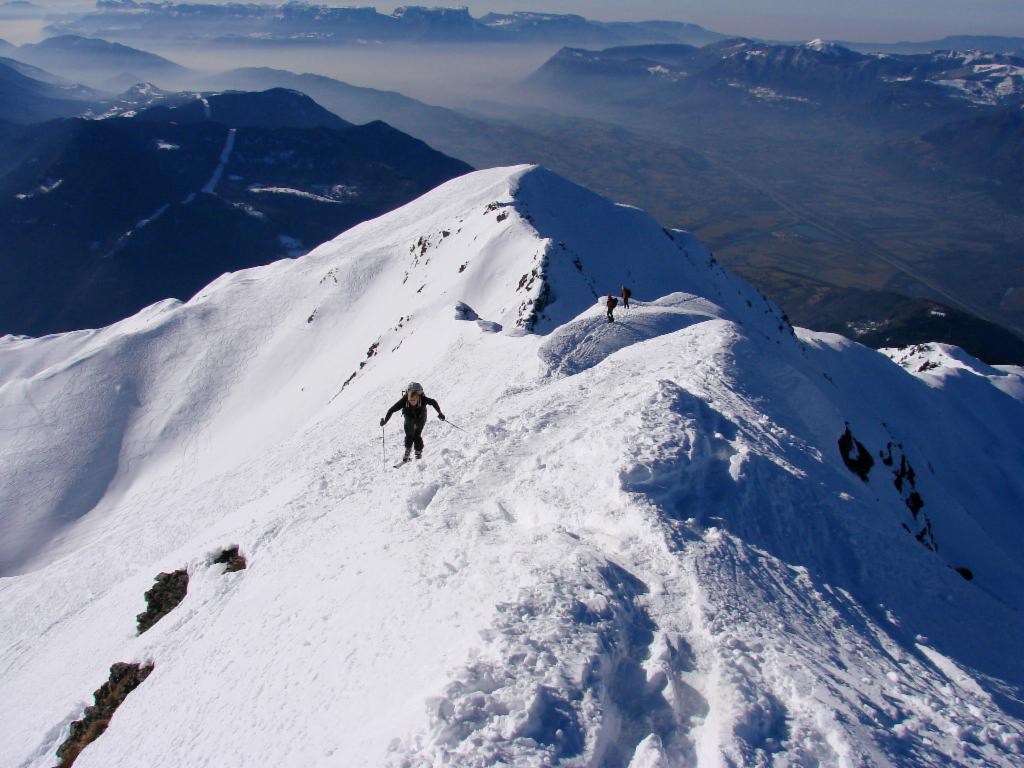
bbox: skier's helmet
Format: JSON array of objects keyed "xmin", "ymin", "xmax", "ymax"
[{"xmin": 406, "ymin": 381, "xmax": 424, "ymax": 395}]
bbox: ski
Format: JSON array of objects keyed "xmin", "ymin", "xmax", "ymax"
[{"xmin": 393, "ymin": 453, "xmax": 424, "ymax": 468}]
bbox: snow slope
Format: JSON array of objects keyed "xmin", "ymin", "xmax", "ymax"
[{"xmin": 1, "ymin": 165, "xmax": 1022, "ymax": 767}]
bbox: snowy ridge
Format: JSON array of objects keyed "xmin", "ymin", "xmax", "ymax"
[
  {"xmin": 1, "ymin": 165, "xmax": 1022, "ymax": 767},
  {"xmin": 882, "ymin": 342, "xmax": 1024, "ymax": 401},
  {"xmin": 930, "ymin": 51, "xmax": 1024, "ymax": 104}
]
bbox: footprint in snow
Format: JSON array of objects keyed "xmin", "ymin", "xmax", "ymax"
[{"xmin": 407, "ymin": 482, "xmax": 441, "ymax": 517}]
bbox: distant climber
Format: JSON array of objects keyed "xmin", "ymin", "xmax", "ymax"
[
  {"xmin": 380, "ymin": 381, "xmax": 445, "ymax": 462},
  {"xmin": 621, "ymin": 286, "xmax": 631, "ymax": 309},
  {"xmin": 606, "ymin": 294, "xmax": 618, "ymax": 323}
]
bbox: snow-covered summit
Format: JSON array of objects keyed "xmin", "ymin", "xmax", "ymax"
[
  {"xmin": 1, "ymin": 165, "xmax": 1023, "ymax": 767},
  {"xmin": 803, "ymin": 38, "xmax": 847, "ymax": 55},
  {"xmin": 882, "ymin": 341, "xmax": 1024, "ymax": 400},
  {"xmin": 0, "ymin": 164, "xmax": 790, "ymax": 571}
]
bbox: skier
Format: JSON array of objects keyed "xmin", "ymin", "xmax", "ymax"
[
  {"xmin": 380, "ymin": 382, "xmax": 445, "ymax": 462},
  {"xmin": 606, "ymin": 294, "xmax": 618, "ymax": 323},
  {"xmin": 621, "ymin": 286, "xmax": 631, "ymax": 309}
]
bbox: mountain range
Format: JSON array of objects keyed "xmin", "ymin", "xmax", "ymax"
[
  {"xmin": 38, "ymin": 2, "xmax": 1024, "ymax": 58},
  {"xmin": 0, "ymin": 0, "xmax": 43, "ymax": 18},
  {"xmin": 2, "ymin": 33, "xmax": 1024, "ymax": 364},
  {"xmin": 521, "ymin": 39, "xmax": 1024, "ymax": 356},
  {"xmin": 0, "ymin": 35, "xmax": 195, "ymax": 127},
  {"xmin": 0, "ymin": 87, "xmax": 471, "ymax": 337},
  {"xmin": 837, "ymin": 35, "xmax": 1024, "ymax": 56},
  {"xmin": 199, "ymin": 65, "xmax": 1024, "ymax": 363},
  {"xmin": 530, "ymin": 39, "xmax": 1024, "ymax": 120},
  {"xmin": 1, "ymin": 164, "xmax": 1022, "ymax": 767},
  {"xmin": 12, "ymin": 34, "xmax": 192, "ymax": 91},
  {"xmin": 0, "ymin": 55, "xmax": 100, "ymax": 124},
  {"xmin": 48, "ymin": 3, "xmax": 727, "ymax": 47}
]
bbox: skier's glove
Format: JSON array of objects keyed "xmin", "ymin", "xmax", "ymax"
[
  {"xmin": 379, "ymin": 418, "xmax": 385, "ymax": 427},
  {"xmin": 439, "ymin": 413, "xmax": 446, "ymax": 421}
]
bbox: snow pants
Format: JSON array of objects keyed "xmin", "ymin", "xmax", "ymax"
[{"xmin": 404, "ymin": 413, "xmax": 426, "ymax": 452}]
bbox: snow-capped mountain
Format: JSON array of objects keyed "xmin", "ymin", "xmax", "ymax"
[
  {"xmin": 838, "ymin": 35, "xmax": 1024, "ymax": 57},
  {"xmin": 532, "ymin": 39, "xmax": 1024, "ymax": 113},
  {"xmin": 922, "ymin": 49, "xmax": 1024, "ymax": 105},
  {"xmin": 477, "ymin": 13, "xmax": 723, "ymax": 47},
  {"xmin": 51, "ymin": 2, "xmax": 724, "ymax": 47},
  {"xmin": 1, "ymin": 166, "xmax": 1022, "ymax": 767}
]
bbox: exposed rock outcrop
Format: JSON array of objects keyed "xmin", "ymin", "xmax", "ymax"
[
  {"xmin": 136, "ymin": 569, "xmax": 188, "ymax": 634},
  {"xmin": 55, "ymin": 662, "xmax": 154, "ymax": 768},
  {"xmin": 213, "ymin": 546, "xmax": 247, "ymax": 573}
]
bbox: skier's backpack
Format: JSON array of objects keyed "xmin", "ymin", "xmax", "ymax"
[{"xmin": 608, "ymin": 296, "xmax": 618, "ymax": 309}]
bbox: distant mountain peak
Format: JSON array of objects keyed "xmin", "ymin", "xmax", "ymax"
[
  {"xmin": 0, "ymin": 54, "xmax": 67, "ymax": 84},
  {"xmin": 392, "ymin": 5, "xmax": 473, "ymax": 18},
  {"xmin": 15, "ymin": 33, "xmax": 188, "ymax": 88},
  {"xmin": 0, "ymin": 56, "xmax": 100, "ymax": 122},
  {"xmin": 804, "ymin": 38, "xmax": 845, "ymax": 53},
  {"xmin": 57, "ymin": 2, "xmax": 729, "ymax": 46},
  {"xmin": 31, "ymin": 34, "xmax": 128, "ymax": 51},
  {"xmin": 482, "ymin": 10, "xmax": 588, "ymax": 24},
  {"xmin": 31, "ymin": 34, "xmax": 164, "ymax": 62},
  {"xmin": 135, "ymin": 87, "xmax": 354, "ymax": 130},
  {"xmin": 118, "ymin": 81, "xmax": 167, "ymax": 98}
]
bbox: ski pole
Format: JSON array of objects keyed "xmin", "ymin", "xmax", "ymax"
[
  {"xmin": 381, "ymin": 424, "xmax": 386, "ymax": 468},
  {"xmin": 444, "ymin": 419, "xmax": 468, "ymax": 433}
]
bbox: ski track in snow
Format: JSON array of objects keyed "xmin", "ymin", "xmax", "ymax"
[
  {"xmin": 1, "ymin": 166, "xmax": 1022, "ymax": 768},
  {"xmin": 97, "ymin": 124, "xmax": 240, "ymax": 259},
  {"xmin": 201, "ymin": 127, "xmax": 237, "ymax": 195}
]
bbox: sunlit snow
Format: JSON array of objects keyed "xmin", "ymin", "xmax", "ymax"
[{"xmin": 1, "ymin": 166, "xmax": 1022, "ymax": 767}]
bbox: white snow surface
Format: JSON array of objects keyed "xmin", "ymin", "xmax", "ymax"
[
  {"xmin": 14, "ymin": 178, "xmax": 63, "ymax": 200},
  {"xmin": 1, "ymin": 165, "xmax": 1023, "ymax": 767},
  {"xmin": 201, "ymin": 127, "xmax": 237, "ymax": 195},
  {"xmin": 248, "ymin": 185, "xmax": 345, "ymax": 204}
]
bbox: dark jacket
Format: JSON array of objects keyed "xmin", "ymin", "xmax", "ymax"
[{"xmin": 383, "ymin": 394, "xmax": 442, "ymax": 425}]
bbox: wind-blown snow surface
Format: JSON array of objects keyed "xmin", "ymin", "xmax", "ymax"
[{"xmin": 1, "ymin": 165, "xmax": 1023, "ymax": 767}]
